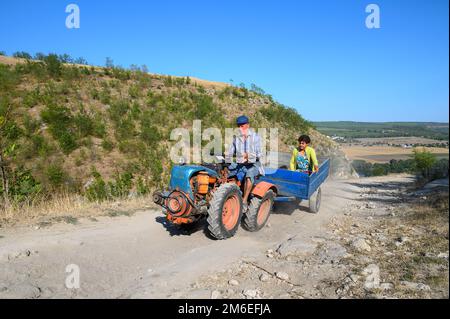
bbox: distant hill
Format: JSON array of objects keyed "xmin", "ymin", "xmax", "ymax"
[{"xmin": 313, "ymin": 121, "xmax": 449, "ymax": 140}]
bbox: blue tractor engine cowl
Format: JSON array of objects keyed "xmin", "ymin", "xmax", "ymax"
[{"xmin": 152, "ymin": 165, "xmax": 220, "ymax": 224}]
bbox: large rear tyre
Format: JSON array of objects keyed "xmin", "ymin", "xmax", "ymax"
[
  {"xmin": 242, "ymin": 190, "xmax": 275, "ymax": 232},
  {"xmin": 207, "ymin": 183, "xmax": 243, "ymax": 239},
  {"xmin": 309, "ymin": 187, "xmax": 322, "ymax": 213}
]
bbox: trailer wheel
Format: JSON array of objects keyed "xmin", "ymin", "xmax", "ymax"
[
  {"xmin": 207, "ymin": 183, "xmax": 243, "ymax": 239},
  {"xmin": 243, "ymin": 190, "xmax": 275, "ymax": 231},
  {"xmin": 309, "ymin": 187, "xmax": 322, "ymax": 213}
]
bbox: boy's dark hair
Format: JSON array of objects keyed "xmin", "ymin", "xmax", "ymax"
[{"xmin": 298, "ymin": 135, "xmax": 311, "ymax": 144}]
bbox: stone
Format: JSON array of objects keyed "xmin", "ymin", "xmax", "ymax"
[
  {"xmin": 352, "ymin": 238, "xmax": 371, "ymax": 252},
  {"xmin": 226, "ymin": 288, "xmax": 235, "ymax": 295},
  {"xmin": 1, "ymin": 284, "xmax": 41, "ymax": 298},
  {"xmin": 243, "ymin": 289, "xmax": 259, "ymax": 298},
  {"xmin": 275, "ymin": 272, "xmax": 289, "ymax": 281},
  {"xmin": 438, "ymin": 252, "xmax": 449, "ymax": 259},
  {"xmin": 259, "ymin": 273, "xmax": 270, "ymax": 282},
  {"xmin": 210, "ymin": 290, "xmax": 221, "ymax": 299},
  {"xmin": 362, "ymin": 264, "xmax": 380, "ymax": 290},
  {"xmin": 276, "ymin": 236, "xmax": 317, "ymax": 258},
  {"xmin": 394, "ymin": 236, "xmax": 409, "ymax": 247},
  {"xmin": 348, "ymin": 274, "xmax": 360, "ymax": 283},
  {"xmin": 400, "ymin": 281, "xmax": 431, "ymax": 291},
  {"xmin": 228, "ymin": 279, "xmax": 239, "ymax": 286},
  {"xmin": 320, "ymin": 244, "xmax": 347, "ymax": 264},
  {"xmin": 380, "ymin": 283, "xmax": 394, "ymax": 291}
]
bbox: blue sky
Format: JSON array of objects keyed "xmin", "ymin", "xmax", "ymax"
[{"xmin": 0, "ymin": 0, "xmax": 448, "ymax": 122}]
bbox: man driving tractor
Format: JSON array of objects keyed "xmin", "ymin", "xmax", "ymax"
[{"xmin": 225, "ymin": 115, "xmax": 265, "ymax": 212}]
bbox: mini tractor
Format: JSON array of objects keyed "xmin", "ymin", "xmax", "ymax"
[{"xmin": 153, "ymin": 158, "xmax": 277, "ymax": 239}]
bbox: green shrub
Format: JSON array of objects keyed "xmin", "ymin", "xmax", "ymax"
[
  {"xmin": 92, "ymin": 116, "xmax": 107, "ymax": 138},
  {"xmin": 108, "ymin": 171, "xmax": 133, "ymax": 198},
  {"xmin": 43, "ymin": 54, "xmax": 62, "ymax": 77},
  {"xmin": 128, "ymin": 85, "xmax": 141, "ymax": 99},
  {"xmin": 108, "ymin": 99, "xmax": 130, "ymax": 122},
  {"xmin": 85, "ymin": 170, "xmax": 134, "ymax": 201},
  {"xmin": 46, "ymin": 164, "xmax": 66, "ymax": 188},
  {"xmin": 118, "ymin": 139, "xmax": 144, "ymax": 155},
  {"xmin": 130, "ymin": 102, "xmax": 142, "ymax": 120},
  {"xmin": 13, "ymin": 51, "xmax": 32, "ymax": 59},
  {"xmin": 0, "ymin": 64, "xmax": 21, "ymax": 92},
  {"xmin": 430, "ymin": 159, "xmax": 449, "ymax": 180},
  {"xmin": 101, "ymin": 138, "xmax": 114, "ymax": 151},
  {"xmin": 260, "ymin": 103, "xmax": 312, "ymax": 132},
  {"xmin": 99, "ymin": 87, "xmax": 111, "ymax": 105},
  {"xmin": 413, "ymin": 148, "xmax": 437, "ymax": 178},
  {"xmin": 111, "ymin": 66, "xmax": 131, "ymax": 81},
  {"xmin": 85, "ymin": 170, "xmax": 109, "ymax": 202},
  {"xmin": 136, "ymin": 177, "xmax": 151, "ymax": 195},
  {"xmin": 6, "ymin": 167, "xmax": 42, "ymax": 203},
  {"xmin": 90, "ymin": 88, "xmax": 100, "ymax": 100},
  {"xmin": 41, "ymin": 104, "xmax": 78, "ymax": 153},
  {"xmin": 23, "ymin": 87, "xmax": 42, "ymax": 108},
  {"xmin": 74, "ymin": 113, "xmax": 95, "ymax": 138}
]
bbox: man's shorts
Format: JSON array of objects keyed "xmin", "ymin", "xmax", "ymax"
[{"xmin": 228, "ymin": 163, "xmax": 260, "ymax": 184}]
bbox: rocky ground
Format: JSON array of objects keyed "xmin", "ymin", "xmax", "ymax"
[
  {"xmin": 0, "ymin": 175, "xmax": 447, "ymax": 299},
  {"xmin": 185, "ymin": 176, "xmax": 449, "ymax": 299}
]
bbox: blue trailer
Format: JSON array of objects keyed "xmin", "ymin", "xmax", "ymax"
[{"xmin": 257, "ymin": 158, "xmax": 330, "ymax": 213}]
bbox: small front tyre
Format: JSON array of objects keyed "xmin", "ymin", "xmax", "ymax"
[
  {"xmin": 242, "ymin": 190, "xmax": 275, "ymax": 231},
  {"xmin": 207, "ymin": 183, "xmax": 243, "ymax": 239}
]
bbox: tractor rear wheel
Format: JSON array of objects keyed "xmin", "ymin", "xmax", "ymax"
[
  {"xmin": 207, "ymin": 183, "xmax": 243, "ymax": 239},
  {"xmin": 309, "ymin": 187, "xmax": 322, "ymax": 213},
  {"xmin": 242, "ymin": 190, "xmax": 275, "ymax": 232}
]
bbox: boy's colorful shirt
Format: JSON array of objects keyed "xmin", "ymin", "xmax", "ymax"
[
  {"xmin": 295, "ymin": 152, "xmax": 310, "ymax": 172},
  {"xmin": 289, "ymin": 146, "xmax": 319, "ymax": 172}
]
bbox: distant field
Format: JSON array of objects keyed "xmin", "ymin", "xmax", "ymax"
[
  {"xmin": 313, "ymin": 121, "xmax": 449, "ymax": 140},
  {"xmin": 342, "ymin": 145, "xmax": 449, "ymax": 163},
  {"xmin": 353, "ymin": 136, "xmax": 447, "ymax": 145}
]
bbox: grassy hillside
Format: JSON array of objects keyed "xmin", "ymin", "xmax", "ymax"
[
  {"xmin": 313, "ymin": 121, "xmax": 449, "ymax": 140},
  {"xmin": 1, "ymin": 53, "xmax": 338, "ymax": 211}
]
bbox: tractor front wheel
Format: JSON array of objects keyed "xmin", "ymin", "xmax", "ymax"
[
  {"xmin": 207, "ymin": 183, "xmax": 243, "ymax": 239},
  {"xmin": 242, "ymin": 190, "xmax": 275, "ymax": 232}
]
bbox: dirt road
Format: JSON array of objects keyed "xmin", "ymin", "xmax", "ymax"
[{"xmin": 0, "ymin": 175, "xmax": 445, "ymax": 299}]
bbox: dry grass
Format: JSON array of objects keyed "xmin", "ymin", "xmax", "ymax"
[
  {"xmin": 0, "ymin": 193, "xmax": 158, "ymax": 228},
  {"xmin": 342, "ymin": 190, "xmax": 449, "ymax": 298}
]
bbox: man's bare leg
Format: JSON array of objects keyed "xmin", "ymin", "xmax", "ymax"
[{"xmin": 243, "ymin": 177, "xmax": 253, "ymax": 206}]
